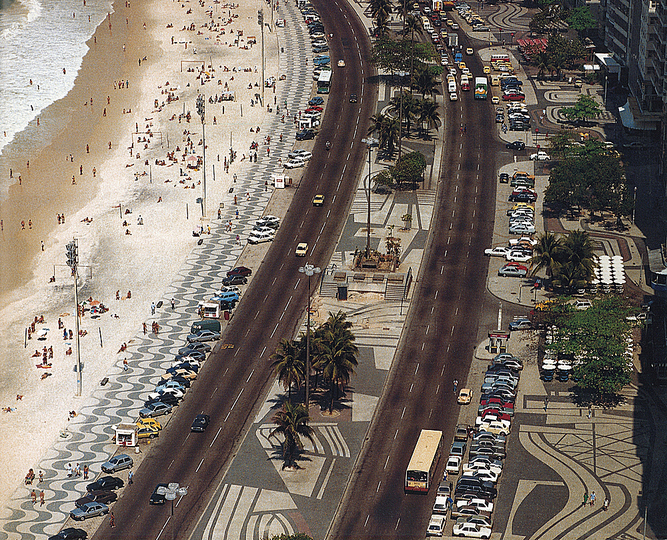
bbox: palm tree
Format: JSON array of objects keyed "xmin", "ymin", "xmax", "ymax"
[
  {"xmin": 563, "ymin": 230, "xmax": 596, "ymax": 282},
  {"xmin": 368, "ymin": 113, "xmax": 400, "ymax": 156},
  {"xmin": 270, "ymin": 339, "xmax": 304, "ymax": 400},
  {"xmin": 369, "ymin": 0, "xmax": 394, "ymax": 21},
  {"xmin": 313, "ymin": 312, "xmax": 359, "ymax": 413},
  {"xmin": 552, "ymin": 262, "xmax": 588, "ymax": 293},
  {"xmin": 417, "ymin": 98, "xmax": 441, "ymax": 139},
  {"xmin": 414, "ymin": 67, "xmax": 438, "ymax": 98},
  {"xmin": 270, "ymin": 400, "xmax": 315, "ymax": 470},
  {"xmin": 530, "ymin": 232, "xmax": 564, "ymax": 279}
]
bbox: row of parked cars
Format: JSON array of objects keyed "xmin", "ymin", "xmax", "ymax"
[
  {"xmin": 454, "ymin": 2, "xmax": 490, "ymax": 32},
  {"xmin": 247, "ymin": 214, "xmax": 281, "ymax": 245},
  {"xmin": 427, "ymin": 354, "xmax": 524, "ymax": 538}
]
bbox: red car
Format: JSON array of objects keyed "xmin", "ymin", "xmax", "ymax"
[
  {"xmin": 305, "ymin": 106, "xmax": 323, "ymax": 113},
  {"xmin": 226, "ymin": 266, "xmax": 252, "ymax": 278},
  {"xmin": 479, "ymin": 409, "xmax": 512, "ymax": 423},
  {"xmin": 502, "ymin": 93, "xmax": 525, "ymax": 101},
  {"xmin": 480, "ymin": 396, "xmax": 514, "ymax": 409}
]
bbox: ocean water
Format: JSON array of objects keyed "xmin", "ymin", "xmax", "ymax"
[{"xmin": 0, "ymin": 0, "xmax": 113, "ymax": 185}]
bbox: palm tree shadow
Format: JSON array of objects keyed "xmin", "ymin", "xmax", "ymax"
[{"xmin": 266, "ymin": 441, "xmax": 313, "ymax": 470}]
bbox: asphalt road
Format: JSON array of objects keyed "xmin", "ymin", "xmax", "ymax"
[
  {"xmin": 91, "ymin": 1, "xmax": 376, "ymax": 538},
  {"xmin": 328, "ymin": 35, "xmax": 501, "ymax": 539}
]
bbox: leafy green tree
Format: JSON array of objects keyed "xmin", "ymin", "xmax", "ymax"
[
  {"xmin": 313, "ymin": 312, "xmax": 359, "ymax": 413},
  {"xmin": 530, "ymin": 232, "xmax": 564, "ymax": 279},
  {"xmin": 566, "ymin": 6, "xmax": 597, "ymax": 34},
  {"xmin": 271, "ymin": 338, "xmax": 304, "ymax": 400},
  {"xmin": 393, "ymin": 151, "xmax": 426, "ymax": 189},
  {"xmin": 548, "ymin": 297, "xmax": 634, "ymax": 402},
  {"xmin": 560, "ymin": 94, "xmax": 602, "ymax": 123},
  {"xmin": 548, "ymin": 130, "xmax": 577, "ymax": 157},
  {"xmin": 373, "ymin": 169, "xmax": 396, "ymax": 190},
  {"xmin": 270, "ymin": 401, "xmax": 315, "ymax": 470}
]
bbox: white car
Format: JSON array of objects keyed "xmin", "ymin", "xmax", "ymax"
[
  {"xmin": 288, "ymin": 150, "xmax": 312, "ymax": 160},
  {"xmin": 147, "ymin": 387, "xmax": 184, "ymax": 401},
  {"xmin": 456, "ymin": 497, "xmax": 494, "ymax": 514},
  {"xmin": 427, "ymin": 514, "xmax": 446, "ymax": 537},
  {"xmin": 505, "ymin": 250, "xmax": 532, "ymax": 263},
  {"xmin": 337, "ymin": 59, "xmax": 346, "ymax": 67},
  {"xmin": 478, "ymin": 420, "xmax": 511, "ymax": 435},
  {"xmin": 251, "ymin": 225, "xmax": 276, "ymax": 236},
  {"xmin": 509, "ymin": 236, "xmax": 537, "ymax": 247},
  {"xmin": 450, "ymin": 92, "xmax": 459, "ymax": 101},
  {"xmin": 433, "ymin": 495, "xmax": 449, "ymax": 515},
  {"xmin": 248, "ymin": 231, "xmax": 274, "ymax": 244},
  {"xmin": 530, "ymin": 151, "xmax": 550, "ymax": 161},
  {"xmin": 471, "ymin": 468, "xmax": 500, "ymax": 483},
  {"xmin": 446, "ymin": 455, "xmax": 462, "ymax": 474},
  {"xmin": 452, "ymin": 521, "xmax": 492, "ymax": 538},
  {"xmin": 284, "ymin": 159, "xmax": 305, "ymax": 169},
  {"xmin": 484, "ymin": 246, "xmax": 510, "ymax": 257},
  {"xmin": 462, "ymin": 461, "xmax": 502, "ymax": 476}
]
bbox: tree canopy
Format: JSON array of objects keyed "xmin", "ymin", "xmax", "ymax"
[
  {"xmin": 372, "ymin": 151, "xmax": 427, "ymax": 191},
  {"xmin": 560, "ymin": 94, "xmax": 602, "ymax": 123},
  {"xmin": 547, "ymin": 297, "xmax": 635, "ymax": 403},
  {"xmin": 566, "ymin": 6, "xmax": 597, "ymax": 33}
]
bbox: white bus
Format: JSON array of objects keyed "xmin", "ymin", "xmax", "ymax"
[
  {"xmin": 405, "ymin": 429, "xmax": 443, "ymax": 493},
  {"xmin": 317, "ymin": 69, "xmax": 332, "ymax": 94}
]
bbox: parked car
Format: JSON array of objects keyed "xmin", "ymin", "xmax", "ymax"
[
  {"xmin": 509, "ymin": 318, "xmax": 532, "ymax": 331},
  {"xmin": 427, "ymin": 514, "xmax": 446, "ymax": 536},
  {"xmin": 86, "ymin": 476, "xmax": 124, "ymax": 492},
  {"xmin": 446, "ymin": 455, "xmax": 462, "ymax": 474},
  {"xmin": 248, "ymin": 231, "xmax": 275, "ymax": 244},
  {"xmin": 191, "ymin": 413, "xmax": 210, "ymax": 432},
  {"xmin": 136, "ymin": 424, "xmax": 160, "ymax": 439},
  {"xmin": 139, "ymin": 401, "xmax": 173, "ymax": 418},
  {"xmin": 70, "ymin": 502, "xmax": 109, "ymax": 521},
  {"xmin": 75, "ymin": 490, "xmax": 117, "ymax": 508},
  {"xmin": 101, "ymin": 454, "xmax": 133, "ymax": 474},
  {"xmin": 433, "ymin": 494, "xmax": 449, "ymax": 515},
  {"xmin": 509, "ymin": 222, "xmax": 536, "ymax": 234},
  {"xmin": 484, "ymin": 246, "xmax": 510, "ymax": 257},
  {"xmin": 187, "ymin": 329, "xmax": 221, "ymax": 343},
  {"xmin": 177, "ymin": 343, "xmax": 210, "ymax": 355},
  {"xmin": 458, "ymin": 388, "xmax": 473, "ymax": 404},
  {"xmin": 505, "ymin": 250, "xmax": 532, "ymax": 263},
  {"xmin": 451, "ymin": 441, "xmax": 467, "ymax": 457},
  {"xmin": 506, "ymin": 140, "xmax": 525, "ymax": 150},
  {"xmin": 48, "ymin": 528, "xmax": 88, "ymax": 540},
  {"xmin": 452, "ymin": 521, "xmax": 492, "ymax": 538},
  {"xmin": 530, "ymin": 151, "xmax": 550, "ymax": 161},
  {"xmin": 296, "ymin": 129, "xmax": 315, "ymax": 141},
  {"xmin": 227, "ymin": 266, "xmax": 252, "ymax": 278},
  {"xmin": 222, "ymin": 274, "xmax": 247, "ymax": 286},
  {"xmin": 498, "ymin": 264, "xmax": 528, "ymax": 277},
  {"xmin": 455, "ymin": 424, "xmax": 470, "ymax": 441},
  {"xmin": 463, "ymin": 461, "xmax": 502, "ymax": 477}
]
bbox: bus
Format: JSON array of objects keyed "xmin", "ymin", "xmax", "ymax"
[
  {"xmin": 317, "ymin": 69, "xmax": 332, "ymax": 94},
  {"xmin": 405, "ymin": 429, "xmax": 443, "ymax": 492},
  {"xmin": 490, "ymin": 53, "xmax": 511, "ymax": 63}
]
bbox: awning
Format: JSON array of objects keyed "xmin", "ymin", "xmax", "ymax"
[
  {"xmin": 595, "ymin": 52, "xmax": 621, "ymax": 74},
  {"xmin": 618, "ymin": 100, "xmax": 659, "ymax": 131}
]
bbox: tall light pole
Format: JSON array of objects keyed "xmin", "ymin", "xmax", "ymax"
[
  {"xmin": 361, "ymin": 137, "xmax": 378, "ymax": 257},
  {"xmin": 65, "ymin": 240, "xmax": 82, "ymax": 396},
  {"xmin": 157, "ymin": 483, "xmax": 188, "ymax": 540},
  {"xmin": 258, "ymin": 9, "xmax": 265, "ymax": 106},
  {"xmin": 196, "ymin": 94, "xmax": 207, "ymax": 218},
  {"xmin": 299, "ymin": 264, "xmax": 321, "ymax": 408}
]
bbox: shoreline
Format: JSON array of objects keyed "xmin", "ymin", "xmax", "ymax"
[{"xmin": 0, "ymin": 0, "xmax": 285, "ymax": 519}]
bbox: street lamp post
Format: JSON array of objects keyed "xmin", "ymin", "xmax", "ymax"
[
  {"xmin": 361, "ymin": 138, "xmax": 378, "ymax": 257},
  {"xmin": 299, "ymin": 264, "xmax": 321, "ymax": 408},
  {"xmin": 196, "ymin": 94, "xmax": 207, "ymax": 218},
  {"xmin": 156, "ymin": 483, "xmax": 188, "ymax": 540},
  {"xmin": 65, "ymin": 240, "xmax": 82, "ymax": 396}
]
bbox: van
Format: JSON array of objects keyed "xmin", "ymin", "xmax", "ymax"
[
  {"xmin": 190, "ymin": 319, "xmax": 221, "ymax": 334},
  {"xmin": 448, "ymin": 80, "xmax": 456, "ymax": 93}
]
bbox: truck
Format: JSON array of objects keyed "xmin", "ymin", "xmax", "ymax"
[
  {"xmin": 454, "ymin": 51, "xmax": 462, "ymax": 64},
  {"xmin": 449, "ymin": 33, "xmax": 458, "ymax": 48},
  {"xmin": 474, "ymin": 76, "xmax": 488, "ymax": 100}
]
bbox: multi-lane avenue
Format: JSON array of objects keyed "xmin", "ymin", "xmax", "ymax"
[
  {"xmin": 92, "ymin": 0, "xmax": 376, "ymax": 538},
  {"xmin": 328, "ymin": 34, "xmax": 500, "ymax": 539}
]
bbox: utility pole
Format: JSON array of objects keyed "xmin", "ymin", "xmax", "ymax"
[
  {"xmin": 196, "ymin": 94, "xmax": 207, "ymax": 218},
  {"xmin": 66, "ymin": 240, "xmax": 82, "ymax": 396},
  {"xmin": 299, "ymin": 264, "xmax": 321, "ymax": 408},
  {"xmin": 361, "ymin": 138, "xmax": 378, "ymax": 257}
]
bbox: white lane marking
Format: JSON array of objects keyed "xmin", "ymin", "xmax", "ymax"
[
  {"xmin": 455, "ymin": 307, "xmax": 459, "ymax": 315},
  {"xmin": 436, "ymin": 384, "xmax": 440, "ymax": 394},
  {"xmin": 327, "ymin": 209, "xmax": 331, "ymax": 218},
  {"xmin": 395, "ymin": 518, "xmax": 401, "ymax": 530},
  {"xmin": 300, "ymin": 219, "xmax": 305, "ymax": 228},
  {"xmin": 451, "ymin": 326, "xmax": 455, "ymax": 335},
  {"xmin": 294, "ymin": 278, "xmax": 301, "ymax": 289},
  {"xmin": 425, "ymin": 325, "xmax": 429, "ymax": 335},
  {"xmin": 254, "ymin": 311, "xmax": 259, "ymax": 320},
  {"xmin": 401, "ymin": 406, "xmax": 406, "ymax": 419},
  {"xmin": 454, "ymin": 196, "xmax": 457, "ymax": 203},
  {"xmin": 210, "ymin": 427, "xmax": 222, "ymax": 447},
  {"xmin": 421, "ymin": 342, "xmax": 425, "ymax": 351},
  {"xmin": 447, "ymin": 344, "xmax": 450, "ymax": 352},
  {"xmin": 317, "ymin": 458, "xmax": 336, "ymax": 500},
  {"xmin": 415, "ymin": 364, "xmax": 419, "ymax": 375},
  {"xmin": 441, "ymin": 366, "xmax": 446, "ymax": 376},
  {"xmin": 271, "ymin": 277, "xmax": 276, "ymax": 285},
  {"xmin": 285, "ymin": 295, "xmax": 292, "ymax": 310},
  {"xmin": 212, "ymin": 386, "xmax": 218, "ymax": 397},
  {"xmin": 246, "ymin": 369, "xmax": 254, "ymax": 383},
  {"xmin": 364, "ymin": 515, "xmax": 370, "ymax": 527},
  {"xmin": 230, "ymin": 388, "xmax": 244, "ymax": 411},
  {"xmin": 394, "ymin": 429, "xmax": 399, "ymax": 439},
  {"xmin": 320, "ymin": 222, "xmax": 326, "ymax": 234},
  {"xmin": 441, "ymin": 266, "xmax": 444, "ymax": 274},
  {"xmin": 435, "ymin": 290, "xmax": 438, "ymax": 299},
  {"xmin": 337, "ymin": 180, "xmax": 342, "ymax": 190},
  {"xmin": 384, "ymin": 455, "xmax": 390, "ymax": 470},
  {"xmin": 270, "ymin": 322, "xmax": 279, "ymax": 338},
  {"xmin": 259, "ymin": 347, "xmax": 266, "ymax": 359},
  {"xmin": 196, "ymin": 458, "xmax": 204, "ymax": 472},
  {"xmin": 431, "ymin": 306, "xmax": 434, "ymax": 314},
  {"xmin": 377, "ymin": 481, "xmax": 382, "ymax": 493},
  {"xmin": 409, "ymin": 383, "xmax": 414, "ymax": 392}
]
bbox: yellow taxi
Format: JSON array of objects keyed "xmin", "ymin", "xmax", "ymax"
[
  {"xmin": 466, "ymin": 47, "xmax": 473, "ymax": 55},
  {"xmin": 491, "ymin": 96, "xmax": 500, "ymax": 104},
  {"xmin": 137, "ymin": 418, "xmax": 162, "ymax": 430},
  {"xmin": 483, "ymin": 65, "xmax": 491, "ymax": 74}
]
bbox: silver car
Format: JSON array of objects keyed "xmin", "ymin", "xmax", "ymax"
[
  {"xmin": 139, "ymin": 401, "xmax": 173, "ymax": 418},
  {"xmin": 101, "ymin": 454, "xmax": 133, "ymax": 473},
  {"xmin": 70, "ymin": 501, "xmax": 109, "ymax": 521}
]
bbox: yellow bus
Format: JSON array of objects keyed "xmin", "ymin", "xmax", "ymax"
[{"xmin": 405, "ymin": 429, "xmax": 443, "ymax": 493}]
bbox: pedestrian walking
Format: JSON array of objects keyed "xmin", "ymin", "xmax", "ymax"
[
  {"xmin": 143, "ymin": 322, "xmax": 147, "ymax": 335},
  {"xmin": 31, "ymin": 490, "xmax": 36, "ymax": 504},
  {"xmin": 38, "ymin": 470, "xmax": 43, "ymax": 483},
  {"xmin": 603, "ymin": 498, "xmax": 609, "ymax": 511},
  {"xmin": 446, "ymin": 496, "xmax": 453, "ymax": 510},
  {"xmin": 590, "ymin": 491, "xmax": 596, "ymax": 506},
  {"xmin": 66, "ymin": 463, "xmax": 73, "ymax": 477},
  {"xmin": 171, "ymin": 298, "xmax": 175, "ymax": 310},
  {"xmin": 544, "ymin": 397, "xmax": 549, "ymax": 411},
  {"xmin": 128, "ymin": 470, "xmax": 134, "ymax": 485},
  {"xmin": 40, "ymin": 490, "xmax": 45, "ymax": 505},
  {"xmin": 83, "ymin": 464, "xmax": 89, "ymax": 479},
  {"xmin": 587, "ymin": 407, "xmax": 592, "ymax": 419},
  {"xmin": 453, "ymin": 379, "xmax": 459, "ymax": 393},
  {"xmin": 75, "ymin": 463, "xmax": 81, "ymax": 477},
  {"xmin": 123, "ymin": 359, "xmax": 129, "ymax": 371},
  {"xmin": 109, "ymin": 511, "xmax": 115, "ymax": 528},
  {"xmin": 151, "ymin": 302, "xmax": 155, "ymax": 315},
  {"xmin": 583, "ymin": 492, "xmax": 588, "ymax": 507}
]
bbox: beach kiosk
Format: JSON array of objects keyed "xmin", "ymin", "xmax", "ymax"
[
  {"xmin": 488, "ymin": 330, "xmax": 509, "ymax": 354},
  {"xmin": 114, "ymin": 423, "xmax": 137, "ymax": 447}
]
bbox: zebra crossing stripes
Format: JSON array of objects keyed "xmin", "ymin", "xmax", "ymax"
[{"xmin": 318, "ymin": 425, "xmax": 350, "ymax": 457}]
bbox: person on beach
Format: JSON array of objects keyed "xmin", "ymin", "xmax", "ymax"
[
  {"xmin": 30, "ymin": 490, "xmax": 36, "ymax": 504},
  {"xmin": 40, "ymin": 491, "xmax": 44, "ymax": 506},
  {"xmin": 83, "ymin": 465, "xmax": 89, "ymax": 479}
]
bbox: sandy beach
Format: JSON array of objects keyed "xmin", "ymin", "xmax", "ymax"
[{"xmin": 0, "ymin": 0, "xmax": 287, "ymax": 516}]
